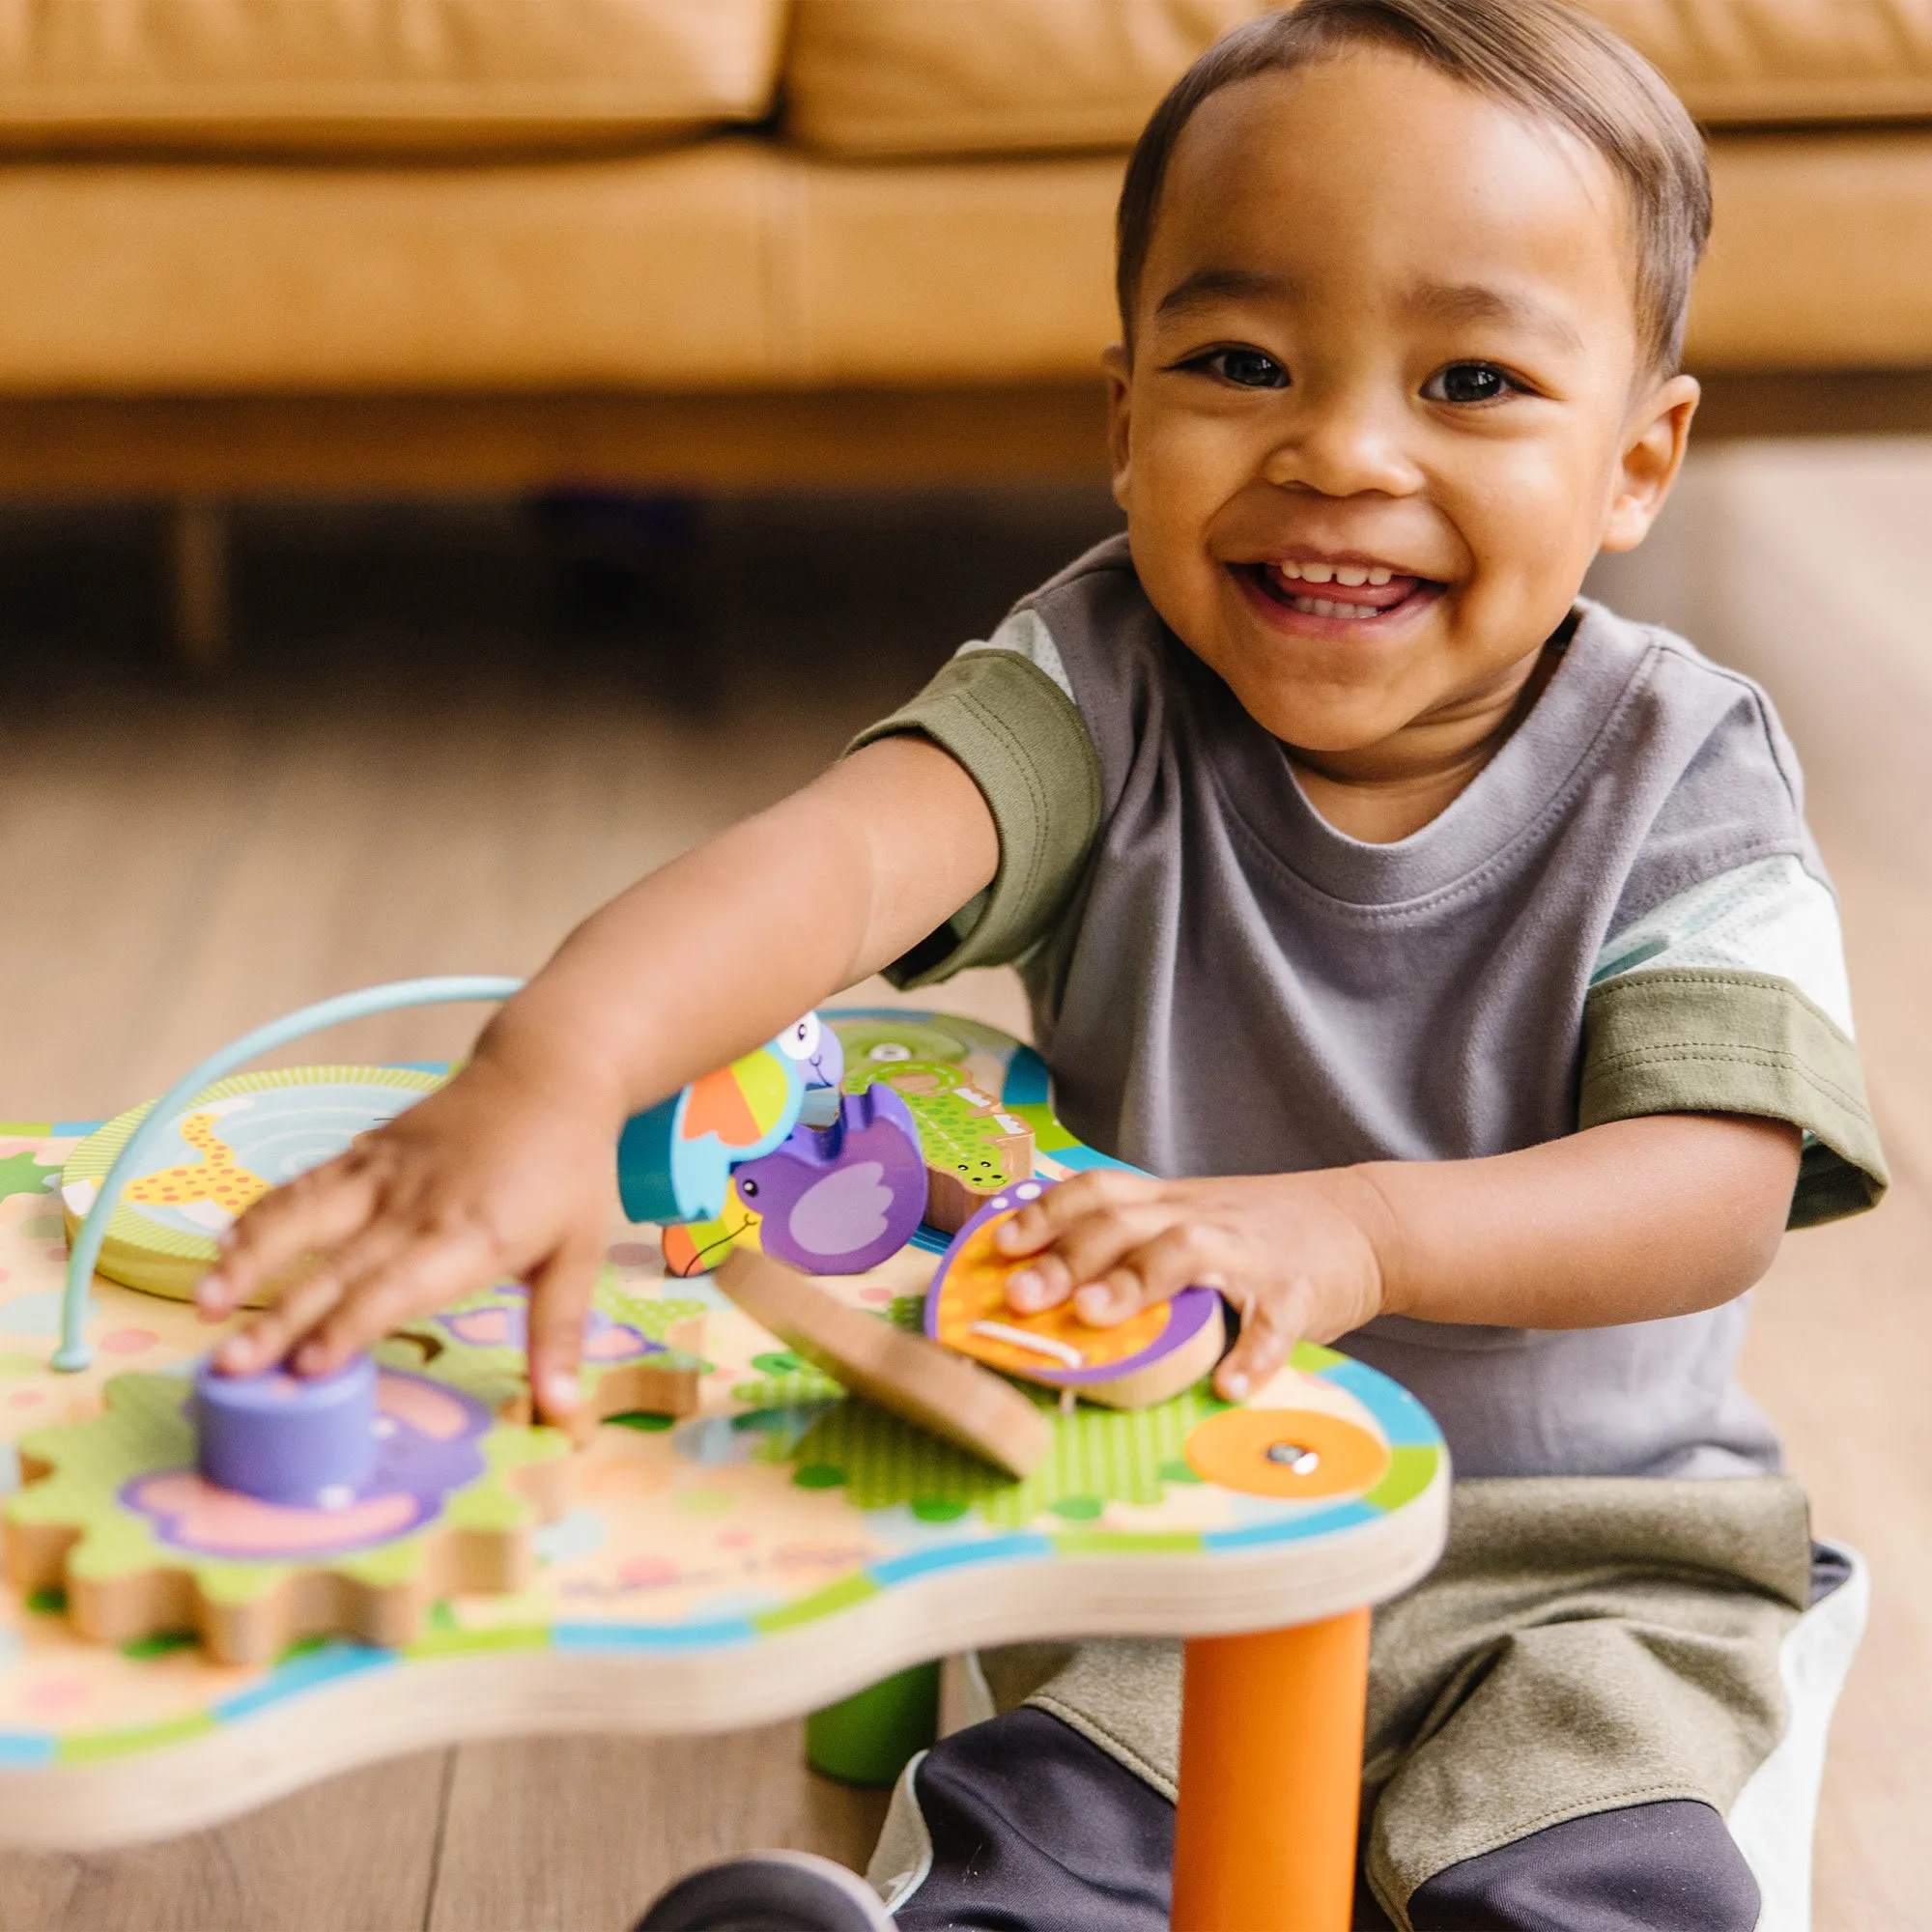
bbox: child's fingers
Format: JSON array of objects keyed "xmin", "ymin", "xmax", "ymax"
[
  {"xmin": 524, "ymin": 1236, "xmax": 602, "ymax": 1423},
  {"xmin": 1003, "ymin": 1203, "xmax": 1175, "ymax": 1315},
  {"xmin": 214, "ymin": 1264, "xmax": 353, "ymax": 1376},
  {"xmin": 993, "ymin": 1170, "xmax": 1156, "ymax": 1258},
  {"xmin": 289, "ymin": 1223, "xmax": 503, "ymax": 1378},
  {"xmin": 200, "ymin": 1158, "xmax": 383, "ymax": 1314},
  {"xmin": 1071, "ymin": 1223, "xmax": 1228, "ymax": 1327},
  {"xmin": 1001, "ymin": 1248, "xmax": 1073, "ymax": 1314},
  {"xmin": 211, "ymin": 1216, "xmax": 418, "ymax": 1371},
  {"xmin": 1213, "ymin": 1278, "xmax": 1309, "ymax": 1403}
]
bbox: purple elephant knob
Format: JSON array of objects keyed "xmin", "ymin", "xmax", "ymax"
[{"xmin": 735, "ymin": 1085, "xmax": 925, "ymax": 1275}]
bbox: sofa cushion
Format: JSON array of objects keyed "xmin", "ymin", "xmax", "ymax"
[
  {"xmin": 0, "ymin": 141, "xmax": 1124, "ymax": 392},
  {"xmin": 0, "ymin": 0, "xmax": 786, "ymax": 154},
  {"xmin": 1595, "ymin": 2, "xmax": 1932, "ymax": 124},
  {"xmin": 786, "ymin": 0, "xmax": 1268, "ymax": 156},
  {"xmin": 0, "ymin": 140, "xmax": 787, "ymax": 387},
  {"xmin": 1690, "ymin": 129, "xmax": 1932, "ymax": 366},
  {"xmin": 786, "ymin": 0, "xmax": 1932, "ymax": 156},
  {"xmin": 1, "ymin": 132, "xmax": 1924, "ymax": 393}
]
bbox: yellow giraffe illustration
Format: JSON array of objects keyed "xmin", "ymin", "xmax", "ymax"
[{"xmin": 123, "ymin": 1112, "xmax": 269, "ymax": 1217}]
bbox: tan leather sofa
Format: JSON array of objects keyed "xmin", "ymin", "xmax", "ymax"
[{"xmin": 3, "ymin": 0, "xmax": 1930, "ymax": 643}]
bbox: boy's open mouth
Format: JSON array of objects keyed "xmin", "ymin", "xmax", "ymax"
[{"xmin": 1237, "ymin": 559, "xmax": 1441, "ymax": 626}]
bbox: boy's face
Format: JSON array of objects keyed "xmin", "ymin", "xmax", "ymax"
[{"xmin": 1107, "ymin": 53, "xmax": 1697, "ymax": 758}]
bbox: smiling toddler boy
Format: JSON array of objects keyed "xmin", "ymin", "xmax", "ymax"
[{"xmin": 206, "ymin": 2, "xmax": 1885, "ymax": 1925}]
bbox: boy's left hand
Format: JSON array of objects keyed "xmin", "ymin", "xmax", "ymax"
[{"xmin": 993, "ymin": 1169, "xmax": 1390, "ymax": 1401}]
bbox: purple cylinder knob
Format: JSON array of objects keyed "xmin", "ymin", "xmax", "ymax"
[{"xmin": 193, "ymin": 1353, "xmax": 379, "ymax": 1509}]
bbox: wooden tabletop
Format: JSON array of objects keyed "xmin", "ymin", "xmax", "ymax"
[{"xmin": 0, "ymin": 1011, "xmax": 1446, "ymax": 1851}]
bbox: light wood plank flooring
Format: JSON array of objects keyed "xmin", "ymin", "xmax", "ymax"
[
  {"xmin": 1591, "ymin": 439, "xmax": 1932, "ymax": 1931},
  {"xmin": 1, "ymin": 459, "xmax": 1926, "ymax": 1927}
]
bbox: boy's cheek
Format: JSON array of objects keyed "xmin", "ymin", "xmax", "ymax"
[
  {"xmin": 1121, "ymin": 405, "xmax": 1260, "ymax": 531},
  {"xmin": 1120, "ymin": 499, "xmax": 1235, "ymax": 656},
  {"xmin": 1436, "ymin": 440, "xmax": 1625, "ymax": 612}
]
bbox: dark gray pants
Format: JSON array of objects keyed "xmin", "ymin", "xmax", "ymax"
[
  {"xmin": 886, "ymin": 1517, "xmax": 1851, "ymax": 1929},
  {"xmin": 891, "ymin": 1704, "xmax": 1760, "ymax": 1932}
]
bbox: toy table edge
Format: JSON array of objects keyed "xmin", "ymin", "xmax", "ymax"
[{"xmin": 0, "ymin": 1466, "xmax": 1446, "ymax": 1888}]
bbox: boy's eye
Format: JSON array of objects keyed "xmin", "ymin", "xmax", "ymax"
[
  {"xmin": 1423, "ymin": 362, "xmax": 1517, "ymax": 405},
  {"xmin": 1192, "ymin": 348, "xmax": 1290, "ymax": 389}
]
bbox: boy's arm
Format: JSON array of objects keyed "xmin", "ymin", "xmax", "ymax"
[
  {"xmin": 995, "ymin": 1111, "xmax": 1801, "ymax": 1400},
  {"xmin": 201, "ymin": 735, "xmax": 998, "ymax": 1411}
]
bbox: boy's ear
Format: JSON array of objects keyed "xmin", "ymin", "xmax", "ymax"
[
  {"xmin": 1600, "ymin": 373, "xmax": 1700, "ymax": 554},
  {"xmin": 1101, "ymin": 343, "xmax": 1133, "ymax": 510}
]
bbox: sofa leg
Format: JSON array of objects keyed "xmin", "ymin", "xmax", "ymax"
[{"xmin": 167, "ymin": 497, "xmax": 231, "ymax": 670}]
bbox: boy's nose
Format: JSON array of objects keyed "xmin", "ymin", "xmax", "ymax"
[{"xmin": 1263, "ymin": 396, "xmax": 1422, "ymax": 499}]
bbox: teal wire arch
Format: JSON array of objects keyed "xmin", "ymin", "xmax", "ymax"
[{"xmin": 54, "ymin": 976, "xmax": 525, "ymax": 1372}]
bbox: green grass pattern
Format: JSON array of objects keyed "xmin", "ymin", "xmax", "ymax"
[{"xmin": 787, "ymin": 1382, "xmax": 1235, "ymax": 1527}]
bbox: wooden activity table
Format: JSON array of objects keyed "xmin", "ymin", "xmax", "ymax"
[{"xmin": 0, "ymin": 1008, "xmax": 1447, "ymax": 1931}]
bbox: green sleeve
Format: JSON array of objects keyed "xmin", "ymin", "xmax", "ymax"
[
  {"xmin": 1578, "ymin": 967, "xmax": 1888, "ymax": 1228},
  {"xmin": 845, "ymin": 647, "xmax": 1104, "ymax": 986}
]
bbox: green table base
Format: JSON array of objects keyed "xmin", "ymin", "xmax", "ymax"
[{"xmin": 806, "ymin": 1662, "xmax": 943, "ymax": 1788}]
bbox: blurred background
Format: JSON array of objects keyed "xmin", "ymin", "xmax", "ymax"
[{"xmin": 2, "ymin": 3, "xmax": 1929, "ymax": 1927}]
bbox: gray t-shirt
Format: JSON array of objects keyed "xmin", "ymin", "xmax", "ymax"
[{"xmin": 853, "ymin": 535, "xmax": 1884, "ymax": 1480}]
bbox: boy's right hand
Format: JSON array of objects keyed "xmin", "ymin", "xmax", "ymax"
[{"xmin": 196, "ymin": 1049, "xmax": 626, "ymax": 1422}]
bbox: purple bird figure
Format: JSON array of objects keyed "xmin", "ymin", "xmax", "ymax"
[{"xmin": 734, "ymin": 1084, "xmax": 924, "ymax": 1274}]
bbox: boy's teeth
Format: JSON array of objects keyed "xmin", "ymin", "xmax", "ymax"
[
  {"xmin": 1264, "ymin": 560, "xmax": 1409, "ymax": 616},
  {"xmin": 1295, "ymin": 595, "xmax": 1378, "ymax": 620},
  {"xmin": 1271, "ymin": 560, "xmax": 1400, "ymax": 587}
]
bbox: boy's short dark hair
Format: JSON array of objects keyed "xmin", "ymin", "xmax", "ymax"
[{"xmin": 1116, "ymin": 0, "xmax": 1712, "ymax": 376}]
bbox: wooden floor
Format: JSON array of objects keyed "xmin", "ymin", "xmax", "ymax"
[
  {"xmin": 0, "ymin": 455, "xmax": 1926, "ymax": 1926},
  {"xmin": 1591, "ymin": 440, "xmax": 1932, "ymax": 1930}
]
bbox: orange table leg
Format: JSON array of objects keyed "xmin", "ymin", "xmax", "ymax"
[{"xmin": 1171, "ymin": 1607, "xmax": 1372, "ymax": 1932}]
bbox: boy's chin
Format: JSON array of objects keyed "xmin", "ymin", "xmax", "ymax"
[
  {"xmin": 1214, "ymin": 672, "xmax": 1427, "ymax": 755},
  {"xmin": 1195, "ymin": 624, "xmax": 1444, "ymax": 748}
]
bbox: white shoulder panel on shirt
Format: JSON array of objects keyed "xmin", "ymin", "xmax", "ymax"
[
  {"xmin": 953, "ymin": 609, "xmax": 1074, "ymax": 700},
  {"xmin": 1590, "ymin": 854, "xmax": 1856, "ymax": 1038}
]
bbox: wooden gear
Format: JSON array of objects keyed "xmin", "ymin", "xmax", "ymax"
[{"xmin": 5, "ymin": 1354, "xmax": 570, "ymax": 1665}]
